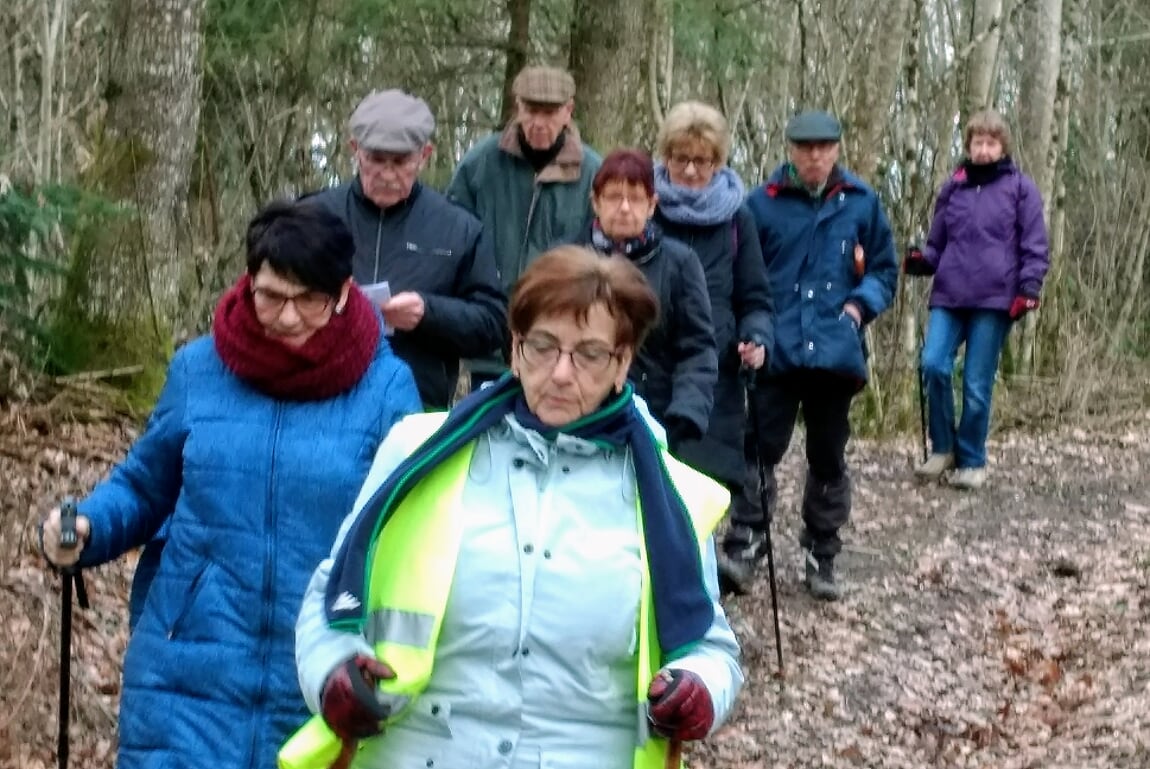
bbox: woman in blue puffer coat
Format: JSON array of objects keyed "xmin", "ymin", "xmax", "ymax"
[{"xmin": 39, "ymin": 199, "xmax": 421, "ymax": 769}]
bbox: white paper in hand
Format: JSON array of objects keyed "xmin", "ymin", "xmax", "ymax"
[{"xmin": 360, "ymin": 281, "xmax": 394, "ymax": 336}]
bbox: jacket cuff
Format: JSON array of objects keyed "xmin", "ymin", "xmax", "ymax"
[{"xmin": 1019, "ymin": 280, "xmax": 1041, "ymax": 299}]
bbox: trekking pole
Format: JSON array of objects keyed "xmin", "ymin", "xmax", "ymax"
[
  {"xmin": 56, "ymin": 498, "xmax": 89, "ymax": 769},
  {"xmin": 741, "ymin": 367, "xmax": 785, "ymax": 677},
  {"xmin": 917, "ymin": 357, "xmax": 928, "ymax": 464},
  {"xmin": 665, "ymin": 738, "xmax": 682, "ymax": 769}
]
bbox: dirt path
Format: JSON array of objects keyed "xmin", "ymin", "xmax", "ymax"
[
  {"xmin": 706, "ymin": 419, "xmax": 1150, "ymax": 769},
  {"xmin": 3, "ymin": 407, "xmax": 1149, "ymax": 768}
]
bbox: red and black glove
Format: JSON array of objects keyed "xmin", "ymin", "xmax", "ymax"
[
  {"xmin": 1008, "ymin": 295, "xmax": 1039, "ymax": 320},
  {"xmin": 902, "ymin": 244, "xmax": 934, "ymax": 277},
  {"xmin": 320, "ymin": 655, "xmax": 396, "ymax": 741},
  {"xmin": 647, "ymin": 668, "xmax": 714, "ymax": 741}
]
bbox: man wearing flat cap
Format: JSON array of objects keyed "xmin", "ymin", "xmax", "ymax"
[
  {"xmin": 446, "ymin": 66, "xmax": 601, "ymax": 387},
  {"xmin": 307, "ymin": 88, "xmax": 507, "ymax": 409},
  {"xmin": 727, "ymin": 110, "xmax": 896, "ymax": 601}
]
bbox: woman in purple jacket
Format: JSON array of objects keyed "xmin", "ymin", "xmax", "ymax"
[{"xmin": 905, "ymin": 110, "xmax": 1049, "ymax": 489}]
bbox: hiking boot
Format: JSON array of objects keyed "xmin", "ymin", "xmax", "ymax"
[
  {"xmin": 914, "ymin": 452, "xmax": 954, "ymax": 480},
  {"xmin": 717, "ymin": 553, "xmax": 755, "ymax": 595},
  {"xmin": 949, "ymin": 467, "xmax": 987, "ymax": 490},
  {"xmin": 719, "ymin": 525, "xmax": 767, "ymax": 595},
  {"xmin": 803, "ymin": 549, "xmax": 842, "ymax": 601}
]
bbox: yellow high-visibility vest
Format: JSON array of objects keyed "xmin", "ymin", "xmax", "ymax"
[{"xmin": 280, "ymin": 413, "xmax": 729, "ymax": 769}]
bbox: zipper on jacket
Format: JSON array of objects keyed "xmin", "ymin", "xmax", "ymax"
[
  {"xmin": 372, "ymin": 213, "xmax": 384, "ymax": 283},
  {"xmin": 248, "ymin": 403, "xmax": 283, "ymax": 768},
  {"xmin": 519, "ymin": 180, "xmax": 543, "ymax": 276}
]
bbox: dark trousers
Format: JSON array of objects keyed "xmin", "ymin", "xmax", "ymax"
[{"xmin": 730, "ymin": 369, "xmax": 856, "ymax": 558}]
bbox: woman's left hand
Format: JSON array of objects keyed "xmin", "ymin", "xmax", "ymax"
[{"xmin": 736, "ymin": 342, "xmax": 765, "ymax": 370}]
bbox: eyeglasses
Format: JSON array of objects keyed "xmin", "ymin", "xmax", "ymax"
[
  {"xmin": 596, "ymin": 190, "xmax": 651, "ymax": 208},
  {"xmin": 251, "ymin": 285, "xmax": 332, "ymax": 320},
  {"xmin": 667, "ymin": 154, "xmax": 715, "ymax": 172},
  {"xmin": 519, "ymin": 335, "xmax": 621, "ymax": 374}
]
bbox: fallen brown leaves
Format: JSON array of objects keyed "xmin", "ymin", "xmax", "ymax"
[{"xmin": 2, "ymin": 404, "xmax": 1150, "ymax": 768}]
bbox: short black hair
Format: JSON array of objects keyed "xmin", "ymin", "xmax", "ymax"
[{"xmin": 245, "ymin": 199, "xmax": 353, "ymax": 297}]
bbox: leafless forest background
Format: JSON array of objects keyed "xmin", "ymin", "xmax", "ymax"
[{"xmin": 2, "ymin": 1, "xmax": 1150, "ymax": 766}]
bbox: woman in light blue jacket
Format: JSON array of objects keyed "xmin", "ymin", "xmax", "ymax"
[{"xmin": 287, "ymin": 245, "xmax": 742, "ymax": 769}]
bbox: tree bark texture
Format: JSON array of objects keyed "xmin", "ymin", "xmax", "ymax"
[
  {"xmin": 964, "ymin": 0, "xmax": 1004, "ymax": 117},
  {"xmin": 99, "ymin": 0, "xmax": 205, "ymax": 328},
  {"xmin": 569, "ymin": 0, "xmax": 654, "ymax": 149}
]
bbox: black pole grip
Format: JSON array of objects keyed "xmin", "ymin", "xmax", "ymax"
[{"xmin": 59, "ymin": 498, "xmax": 79, "ymax": 550}]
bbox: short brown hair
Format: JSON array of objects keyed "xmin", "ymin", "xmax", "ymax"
[
  {"xmin": 656, "ymin": 101, "xmax": 731, "ymax": 167},
  {"xmin": 964, "ymin": 109, "xmax": 1012, "ymax": 155},
  {"xmin": 509, "ymin": 245, "xmax": 659, "ymax": 350},
  {"xmin": 593, "ymin": 149, "xmax": 655, "ymax": 197}
]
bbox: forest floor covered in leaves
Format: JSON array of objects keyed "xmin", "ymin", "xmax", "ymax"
[{"xmin": 1, "ymin": 400, "xmax": 1149, "ymax": 768}]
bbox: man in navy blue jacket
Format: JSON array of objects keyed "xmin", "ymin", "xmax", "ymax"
[
  {"xmin": 732, "ymin": 111, "xmax": 896, "ymax": 600},
  {"xmin": 309, "ymin": 89, "xmax": 507, "ymax": 409}
]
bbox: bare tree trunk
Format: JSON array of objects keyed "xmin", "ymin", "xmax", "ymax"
[
  {"xmin": 848, "ymin": 0, "xmax": 912, "ymax": 181},
  {"xmin": 964, "ymin": 0, "xmax": 1004, "ymax": 116},
  {"xmin": 1017, "ymin": 0, "xmax": 1063, "ymax": 372},
  {"xmin": 500, "ymin": 0, "xmax": 532, "ymax": 124},
  {"xmin": 96, "ymin": 0, "xmax": 206, "ymax": 333},
  {"xmin": 569, "ymin": 0, "xmax": 652, "ymax": 148},
  {"xmin": 1018, "ymin": 0, "xmax": 1062, "ymax": 197}
]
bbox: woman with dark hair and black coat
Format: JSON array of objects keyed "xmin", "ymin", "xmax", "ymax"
[{"xmin": 576, "ymin": 148, "xmax": 718, "ymax": 452}]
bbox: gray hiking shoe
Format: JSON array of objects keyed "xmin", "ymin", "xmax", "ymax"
[
  {"xmin": 915, "ymin": 452, "xmax": 954, "ymax": 480},
  {"xmin": 949, "ymin": 467, "xmax": 987, "ymax": 489},
  {"xmin": 803, "ymin": 549, "xmax": 842, "ymax": 601},
  {"xmin": 719, "ymin": 525, "xmax": 767, "ymax": 595}
]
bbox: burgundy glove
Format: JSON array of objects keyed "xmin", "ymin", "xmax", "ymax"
[
  {"xmin": 647, "ymin": 668, "xmax": 714, "ymax": 741},
  {"xmin": 903, "ymin": 245, "xmax": 933, "ymax": 277},
  {"xmin": 320, "ymin": 655, "xmax": 396, "ymax": 741},
  {"xmin": 1008, "ymin": 295, "xmax": 1039, "ymax": 319}
]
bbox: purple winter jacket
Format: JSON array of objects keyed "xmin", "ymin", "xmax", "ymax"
[{"xmin": 923, "ymin": 158, "xmax": 1049, "ymax": 310}]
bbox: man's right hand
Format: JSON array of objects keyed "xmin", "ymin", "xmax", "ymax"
[
  {"xmin": 320, "ymin": 655, "xmax": 396, "ymax": 741},
  {"xmin": 903, "ymin": 244, "xmax": 933, "ymax": 277},
  {"xmin": 40, "ymin": 507, "xmax": 90, "ymax": 568}
]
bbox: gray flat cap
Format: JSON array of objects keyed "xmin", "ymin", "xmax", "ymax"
[
  {"xmin": 785, "ymin": 110, "xmax": 842, "ymax": 143},
  {"xmin": 349, "ymin": 89, "xmax": 435, "ymax": 153}
]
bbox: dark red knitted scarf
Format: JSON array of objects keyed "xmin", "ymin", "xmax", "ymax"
[{"xmin": 212, "ymin": 274, "xmax": 380, "ymax": 401}]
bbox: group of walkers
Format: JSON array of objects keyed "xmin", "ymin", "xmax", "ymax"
[{"xmin": 38, "ymin": 64, "xmax": 1048, "ymax": 769}]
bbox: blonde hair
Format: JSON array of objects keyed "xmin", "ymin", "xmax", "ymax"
[
  {"xmin": 964, "ymin": 110, "xmax": 1013, "ymax": 155},
  {"xmin": 656, "ymin": 101, "xmax": 731, "ymax": 167}
]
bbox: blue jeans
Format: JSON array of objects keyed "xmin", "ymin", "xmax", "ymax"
[{"xmin": 920, "ymin": 308, "xmax": 1012, "ymax": 469}]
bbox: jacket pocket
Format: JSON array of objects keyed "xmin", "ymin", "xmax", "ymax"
[
  {"xmin": 826, "ymin": 313, "xmax": 868, "ymax": 384},
  {"xmin": 166, "ymin": 561, "xmax": 215, "ymax": 640}
]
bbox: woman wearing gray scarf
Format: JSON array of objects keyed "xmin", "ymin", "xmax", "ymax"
[{"xmin": 652, "ymin": 101, "xmax": 774, "ymax": 595}]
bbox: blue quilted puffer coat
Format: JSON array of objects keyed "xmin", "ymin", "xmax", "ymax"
[{"xmin": 76, "ymin": 334, "xmax": 421, "ymax": 769}]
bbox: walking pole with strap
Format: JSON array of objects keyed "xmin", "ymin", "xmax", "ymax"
[
  {"xmin": 57, "ymin": 498, "xmax": 90, "ymax": 769},
  {"xmin": 741, "ymin": 367, "xmax": 785, "ymax": 677}
]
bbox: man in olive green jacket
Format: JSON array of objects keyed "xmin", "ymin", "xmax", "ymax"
[{"xmin": 447, "ymin": 65, "xmax": 601, "ymax": 295}]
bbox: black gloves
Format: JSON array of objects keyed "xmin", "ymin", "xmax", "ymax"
[
  {"xmin": 903, "ymin": 244, "xmax": 934, "ymax": 277},
  {"xmin": 647, "ymin": 668, "xmax": 714, "ymax": 741},
  {"xmin": 320, "ymin": 655, "xmax": 395, "ymax": 741}
]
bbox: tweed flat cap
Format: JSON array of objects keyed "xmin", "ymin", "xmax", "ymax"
[{"xmin": 512, "ymin": 66, "xmax": 576, "ymax": 105}]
